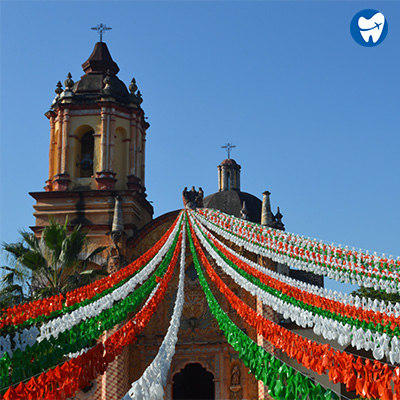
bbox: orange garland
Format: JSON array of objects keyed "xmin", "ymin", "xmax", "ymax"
[
  {"xmin": 188, "ymin": 217, "xmax": 397, "ymax": 400},
  {"xmin": 1, "ymin": 234, "xmax": 182, "ymax": 400},
  {"xmin": 199, "ymin": 223, "xmax": 400, "ymax": 333},
  {"xmin": 0, "ymin": 214, "xmax": 181, "ymax": 329}
]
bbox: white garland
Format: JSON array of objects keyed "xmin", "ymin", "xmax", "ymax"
[
  {"xmin": 0, "ymin": 214, "xmax": 183, "ymax": 360},
  {"xmin": 122, "ymin": 224, "xmax": 186, "ymax": 400},
  {"xmin": 190, "ymin": 212, "xmax": 400, "ymax": 363},
  {"xmin": 192, "ymin": 212, "xmax": 400, "ymax": 318},
  {"xmin": 0, "ymin": 326, "xmax": 39, "ymax": 359},
  {"xmin": 38, "ymin": 215, "xmax": 183, "ymax": 342},
  {"xmin": 194, "ymin": 209, "xmax": 400, "ymax": 295}
]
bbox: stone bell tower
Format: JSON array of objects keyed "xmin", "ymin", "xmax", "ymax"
[{"xmin": 30, "ymin": 40, "xmax": 153, "ymax": 263}]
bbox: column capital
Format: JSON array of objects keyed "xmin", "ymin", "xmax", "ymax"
[
  {"xmin": 52, "ymin": 173, "xmax": 70, "ymax": 191},
  {"xmin": 95, "ymin": 171, "xmax": 117, "ymax": 190}
]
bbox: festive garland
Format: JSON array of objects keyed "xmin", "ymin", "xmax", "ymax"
[
  {"xmin": 0, "ymin": 230, "xmax": 183, "ymax": 399},
  {"xmin": 195, "ymin": 209, "xmax": 400, "ymax": 294},
  {"xmin": 0, "ymin": 213, "xmax": 182, "ymax": 330},
  {"xmin": 0, "ymin": 226, "xmax": 182, "ymax": 390},
  {"xmin": 190, "ymin": 212, "xmax": 400, "ymax": 362},
  {"xmin": 122, "ymin": 223, "xmax": 186, "ymax": 400},
  {"xmin": 186, "ymin": 215, "xmax": 339, "ymax": 400},
  {"xmin": 187, "ymin": 215, "xmax": 398, "ymax": 400},
  {"xmin": 0, "ymin": 215, "xmax": 183, "ymax": 363}
]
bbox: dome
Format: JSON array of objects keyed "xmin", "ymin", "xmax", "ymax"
[
  {"xmin": 203, "ymin": 190, "xmax": 262, "ymax": 223},
  {"xmin": 220, "ymin": 158, "xmax": 238, "ymax": 166},
  {"xmin": 56, "ymin": 42, "xmax": 138, "ymax": 105}
]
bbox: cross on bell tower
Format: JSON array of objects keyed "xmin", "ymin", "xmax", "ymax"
[{"xmin": 91, "ymin": 23, "xmax": 112, "ymax": 42}]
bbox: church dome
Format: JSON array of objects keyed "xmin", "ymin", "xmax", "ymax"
[
  {"xmin": 220, "ymin": 158, "xmax": 238, "ymax": 166},
  {"xmin": 72, "ymin": 42, "xmax": 130, "ymax": 102},
  {"xmin": 203, "ymin": 190, "xmax": 262, "ymax": 223},
  {"xmin": 52, "ymin": 41, "xmax": 143, "ymax": 107}
]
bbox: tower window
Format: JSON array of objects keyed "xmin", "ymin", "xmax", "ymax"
[{"xmin": 80, "ymin": 131, "xmax": 94, "ymax": 177}]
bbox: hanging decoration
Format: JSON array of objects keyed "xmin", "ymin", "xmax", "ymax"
[
  {"xmin": 190, "ymin": 212, "xmax": 400, "ymax": 362},
  {"xmin": 122, "ymin": 224, "xmax": 186, "ymax": 400},
  {"xmin": 194, "ymin": 209, "xmax": 400, "ymax": 294},
  {"xmin": 1, "ymin": 207, "xmax": 399, "ymax": 400},
  {"xmin": 187, "ymin": 214, "xmax": 398, "ymax": 400},
  {"xmin": 0, "ymin": 214, "xmax": 182, "ymax": 331},
  {"xmin": 186, "ymin": 215, "xmax": 340, "ymax": 400},
  {"xmin": 0, "ymin": 216, "xmax": 183, "ymax": 399}
]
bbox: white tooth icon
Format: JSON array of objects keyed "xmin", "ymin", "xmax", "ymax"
[{"xmin": 358, "ymin": 13, "xmax": 385, "ymax": 43}]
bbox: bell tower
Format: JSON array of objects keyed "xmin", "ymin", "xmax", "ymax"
[{"xmin": 30, "ymin": 40, "xmax": 153, "ymax": 254}]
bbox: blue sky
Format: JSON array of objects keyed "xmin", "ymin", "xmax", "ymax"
[{"xmin": 1, "ymin": 1, "xmax": 399, "ymax": 293}]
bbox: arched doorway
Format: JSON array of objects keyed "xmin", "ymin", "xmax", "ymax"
[{"xmin": 173, "ymin": 363, "xmax": 215, "ymax": 400}]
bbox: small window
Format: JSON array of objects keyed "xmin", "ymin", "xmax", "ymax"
[{"xmin": 80, "ymin": 131, "xmax": 94, "ymax": 177}]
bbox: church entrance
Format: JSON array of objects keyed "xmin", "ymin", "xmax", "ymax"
[{"xmin": 173, "ymin": 363, "xmax": 215, "ymax": 400}]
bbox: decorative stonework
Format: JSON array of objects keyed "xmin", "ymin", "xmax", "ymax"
[
  {"xmin": 126, "ymin": 175, "xmax": 142, "ymax": 191},
  {"xmin": 182, "ymin": 186, "xmax": 204, "ymax": 209},
  {"xmin": 44, "ymin": 179, "xmax": 53, "ymax": 192},
  {"xmin": 52, "ymin": 172, "xmax": 70, "ymax": 191},
  {"xmin": 95, "ymin": 171, "xmax": 117, "ymax": 190}
]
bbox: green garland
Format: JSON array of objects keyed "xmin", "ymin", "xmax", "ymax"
[
  {"xmin": 187, "ymin": 218, "xmax": 338, "ymax": 400},
  {"xmin": 0, "ymin": 224, "xmax": 182, "ymax": 390},
  {"xmin": 193, "ymin": 218, "xmax": 393, "ymax": 336},
  {"xmin": 198, "ymin": 210, "xmax": 389, "ymax": 284}
]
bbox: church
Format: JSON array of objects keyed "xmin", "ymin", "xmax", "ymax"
[{"xmin": 29, "ymin": 37, "xmax": 330, "ymax": 400}]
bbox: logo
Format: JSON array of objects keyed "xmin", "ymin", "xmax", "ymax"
[{"xmin": 350, "ymin": 9, "xmax": 388, "ymax": 47}]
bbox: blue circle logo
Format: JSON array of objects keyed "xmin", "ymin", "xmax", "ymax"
[{"xmin": 350, "ymin": 9, "xmax": 388, "ymax": 47}]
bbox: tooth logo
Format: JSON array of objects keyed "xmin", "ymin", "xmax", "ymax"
[{"xmin": 350, "ymin": 9, "xmax": 388, "ymax": 47}]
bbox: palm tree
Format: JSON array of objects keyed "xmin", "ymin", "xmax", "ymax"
[
  {"xmin": 0, "ymin": 265, "xmax": 30, "ymax": 309},
  {"xmin": 1, "ymin": 219, "xmax": 107, "ymax": 301}
]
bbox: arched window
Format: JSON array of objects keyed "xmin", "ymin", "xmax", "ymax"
[
  {"xmin": 227, "ymin": 171, "xmax": 231, "ymax": 190},
  {"xmin": 80, "ymin": 131, "xmax": 94, "ymax": 177}
]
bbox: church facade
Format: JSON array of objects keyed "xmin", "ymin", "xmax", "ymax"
[{"xmin": 30, "ymin": 40, "xmax": 325, "ymax": 400}]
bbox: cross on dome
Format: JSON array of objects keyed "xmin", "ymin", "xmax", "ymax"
[{"xmin": 221, "ymin": 143, "xmax": 236, "ymax": 159}]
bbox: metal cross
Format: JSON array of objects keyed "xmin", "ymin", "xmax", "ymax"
[
  {"xmin": 91, "ymin": 24, "xmax": 112, "ymax": 42},
  {"xmin": 221, "ymin": 143, "xmax": 236, "ymax": 159}
]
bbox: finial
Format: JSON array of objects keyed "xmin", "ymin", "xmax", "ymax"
[
  {"xmin": 111, "ymin": 196, "xmax": 124, "ymax": 234},
  {"xmin": 221, "ymin": 143, "xmax": 236, "ymax": 159},
  {"xmin": 129, "ymin": 78, "xmax": 138, "ymax": 94},
  {"xmin": 103, "ymin": 70, "xmax": 112, "ymax": 94},
  {"xmin": 103, "ymin": 69, "xmax": 111, "ymax": 84},
  {"xmin": 91, "ymin": 23, "xmax": 112, "ymax": 42},
  {"xmin": 55, "ymin": 81, "xmax": 63, "ymax": 95},
  {"xmin": 275, "ymin": 207, "xmax": 285, "ymax": 231},
  {"xmin": 136, "ymin": 90, "xmax": 143, "ymax": 104},
  {"xmin": 64, "ymin": 73, "xmax": 74, "ymax": 90},
  {"xmin": 240, "ymin": 201, "xmax": 249, "ymax": 220}
]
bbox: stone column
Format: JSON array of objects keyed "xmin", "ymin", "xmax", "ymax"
[
  {"xmin": 61, "ymin": 108, "xmax": 70, "ymax": 173},
  {"xmin": 128, "ymin": 115, "xmax": 136, "ymax": 176},
  {"xmin": 45, "ymin": 113, "xmax": 56, "ymax": 191},
  {"xmin": 53, "ymin": 109, "xmax": 71, "ymax": 191},
  {"xmin": 100, "ymin": 107, "xmax": 108, "ymax": 171},
  {"xmin": 136, "ymin": 123, "xmax": 142, "ymax": 182},
  {"xmin": 140, "ymin": 134, "xmax": 146, "ymax": 189},
  {"xmin": 223, "ymin": 167, "xmax": 228, "ymax": 191},
  {"xmin": 56, "ymin": 109, "xmax": 63, "ymax": 175},
  {"xmin": 108, "ymin": 107, "xmax": 116, "ymax": 172},
  {"xmin": 127, "ymin": 115, "xmax": 141, "ymax": 190},
  {"xmin": 96, "ymin": 106, "xmax": 117, "ymax": 190}
]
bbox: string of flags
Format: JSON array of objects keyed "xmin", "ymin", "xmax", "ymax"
[{"xmin": 0, "ymin": 209, "xmax": 399, "ymax": 400}]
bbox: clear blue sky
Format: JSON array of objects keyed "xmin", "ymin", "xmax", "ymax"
[{"xmin": 1, "ymin": 1, "xmax": 399, "ymax": 293}]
